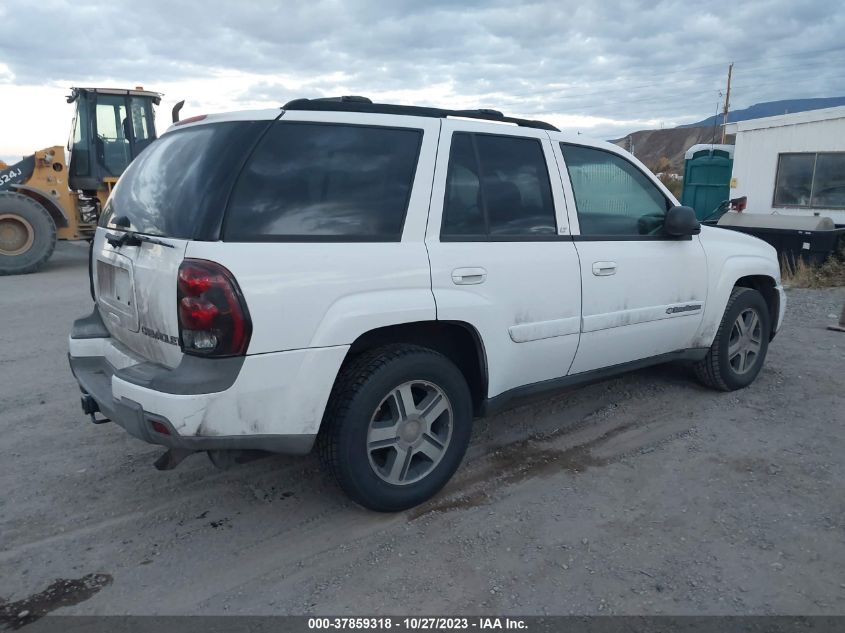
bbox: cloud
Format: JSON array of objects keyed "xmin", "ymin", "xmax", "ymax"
[{"xmin": 0, "ymin": 0, "xmax": 843, "ymax": 154}]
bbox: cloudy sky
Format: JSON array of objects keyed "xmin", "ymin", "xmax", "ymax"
[{"xmin": 1, "ymin": 0, "xmax": 844, "ymax": 164}]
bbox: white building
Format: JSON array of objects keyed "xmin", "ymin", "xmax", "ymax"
[{"xmin": 725, "ymin": 106, "xmax": 845, "ymax": 225}]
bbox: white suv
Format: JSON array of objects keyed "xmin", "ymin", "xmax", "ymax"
[{"xmin": 69, "ymin": 97, "xmax": 785, "ymax": 511}]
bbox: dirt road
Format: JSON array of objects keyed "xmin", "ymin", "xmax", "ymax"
[{"xmin": 1, "ymin": 242, "xmax": 843, "ymax": 618}]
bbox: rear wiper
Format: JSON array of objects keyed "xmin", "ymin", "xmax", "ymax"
[{"xmin": 105, "ymin": 231, "xmax": 174, "ymax": 249}]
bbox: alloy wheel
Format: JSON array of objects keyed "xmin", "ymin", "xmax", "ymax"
[
  {"xmin": 366, "ymin": 380, "xmax": 453, "ymax": 485},
  {"xmin": 728, "ymin": 307, "xmax": 763, "ymax": 374}
]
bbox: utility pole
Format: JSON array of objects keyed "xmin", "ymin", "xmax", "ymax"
[{"xmin": 720, "ymin": 62, "xmax": 733, "ymax": 144}]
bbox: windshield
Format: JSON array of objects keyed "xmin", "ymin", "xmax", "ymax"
[{"xmin": 100, "ymin": 120, "xmax": 271, "ymax": 240}]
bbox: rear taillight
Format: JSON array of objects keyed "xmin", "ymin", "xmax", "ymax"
[{"xmin": 177, "ymin": 259, "xmax": 252, "ymax": 357}]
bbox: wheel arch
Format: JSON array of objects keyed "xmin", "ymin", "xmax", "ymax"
[
  {"xmin": 693, "ymin": 254, "xmax": 781, "ymax": 348},
  {"xmin": 344, "ymin": 320, "xmax": 488, "ymax": 415},
  {"xmin": 734, "ymin": 274, "xmax": 779, "ymax": 340},
  {"xmin": 10, "ymin": 185, "xmax": 69, "ymax": 228}
]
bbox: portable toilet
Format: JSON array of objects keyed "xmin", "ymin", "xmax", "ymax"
[{"xmin": 681, "ymin": 144, "xmax": 734, "ymax": 220}]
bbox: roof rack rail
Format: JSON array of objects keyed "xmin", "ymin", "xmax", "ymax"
[{"xmin": 281, "ymin": 97, "xmax": 559, "ymax": 132}]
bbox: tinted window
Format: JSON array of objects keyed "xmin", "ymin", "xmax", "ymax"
[
  {"xmin": 560, "ymin": 144, "xmax": 668, "ymax": 236},
  {"xmin": 441, "ymin": 133, "xmax": 556, "ymax": 239},
  {"xmin": 224, "ymin": 122, "xmax": 422, "ymax": 241},
  {"xmin": 101, "ymin": 121, "xmax": 267, "ymax": 239},
  {"xmin": 441, "ymin": 134, "xmax": 484, "ymax": 236},
  {"xmin": 478, "ymin": 135, "xmax": 556, "ymax": 236}
]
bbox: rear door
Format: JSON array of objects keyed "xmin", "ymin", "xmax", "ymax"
[
  {"xmin": 553, "ymin": 141, "xmax": 708, "ymax": 374},
  {"xmin": 93, "ymin": 117, "xmax": 274, "ymax": 367},
  {"xmin": 425, "ymin": 121, "xmax": 582, "ymax": 399}
]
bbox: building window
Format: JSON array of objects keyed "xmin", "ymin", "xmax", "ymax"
[{"xmin": 774, "ymin": 152, "xmax": 845, "ymax": 209}]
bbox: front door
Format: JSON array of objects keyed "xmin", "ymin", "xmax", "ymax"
[
  {"xmin": 425, "ymin": 121, "xmax": 582, "ymax": 399},
  {"xmin": 554, "ymin": 142, "xmax": 708, "ymax": 374}
]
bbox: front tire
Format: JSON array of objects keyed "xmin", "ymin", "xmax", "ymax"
[
  {"xmin": 0, "ymin": 192, "xmax": 57, "ymax": 275},
  {"xmin": 694, "ymin": 287, "xmax": 771, "ymax": 391},
  {"xmin": 319, "ymin": 344, "xmax": 473, "ymax": 512}
]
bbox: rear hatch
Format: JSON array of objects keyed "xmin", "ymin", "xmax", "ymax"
[{"xmin": 93, "ymin": 119, "xmax": 272, "ymax": 367}]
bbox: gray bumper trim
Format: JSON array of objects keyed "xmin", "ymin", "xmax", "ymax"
[
  {"xmin": 71, "ymin": 305, "xmax": 111, "ymax": 339},
  {"xmin": 68, "ymin": 354, "xmax": 316, "ymax": 455},
  {"xmin": 71, "ymin": 305, "xmax": 245, "ymax": 395}
]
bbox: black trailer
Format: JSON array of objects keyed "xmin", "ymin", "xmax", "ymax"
[{"xmin": 703, "ymin": 198, "xmax": 845, "ymax": 265}]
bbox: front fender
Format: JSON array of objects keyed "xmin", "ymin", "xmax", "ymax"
[{"xmin": 692, "ymin": 253, "xmax": 780, "ymax": 347}]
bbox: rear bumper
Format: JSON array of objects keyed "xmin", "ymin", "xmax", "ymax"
[
  {"xmin": 68, "ymin": 307, "xmax": 349, "ymax": 454},
  {"xmin": 70, "ymin": 354, "xmax": 316, "ymax": 453}
]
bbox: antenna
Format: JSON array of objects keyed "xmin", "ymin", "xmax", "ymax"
[{"xmin": 711, "ymin": 92, "xmax": 722, "ymax": 146}]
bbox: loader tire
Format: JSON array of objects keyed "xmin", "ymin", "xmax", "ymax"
[{"xmin": 0, "ymin": 192, "xmax": 57, "ymax": 275}]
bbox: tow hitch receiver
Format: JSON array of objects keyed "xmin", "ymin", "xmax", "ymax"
[{"xmin": 80, "ymin": 394, "xmax": 110, "ymax": 424}]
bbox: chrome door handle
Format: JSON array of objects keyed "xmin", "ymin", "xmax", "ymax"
[
  {"xmin": 592, "ymin": 261, "xmax": 617, "ymax": 276},
  {"xmin": 452, "ymin": 267, "xmax": 487, "ymax": 285}
]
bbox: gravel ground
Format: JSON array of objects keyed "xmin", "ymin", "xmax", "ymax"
[{"xmin": 1, "ymin": 241, "xmax": 844, "ymax": 619}]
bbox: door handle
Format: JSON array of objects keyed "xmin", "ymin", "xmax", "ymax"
[
  {"xmin": 592, "ymin": 261, "xmax": 617, "ymax": 276},
  {"xmin": 452, "ymin": 267, "xmax": 487, "ymax": 285}
]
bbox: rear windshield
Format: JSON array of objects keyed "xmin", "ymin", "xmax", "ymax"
[
  {"xmin": 100, "ymin": 121, "xmax": 269, "ymax": 240},
  {"xmin": 223, "ymin": 122, "xmax": 422, "ymax": 241}
]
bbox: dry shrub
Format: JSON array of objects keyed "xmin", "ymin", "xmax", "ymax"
[{"xmin": 781, "ymin": 244, "xmax": 845, "ymax": 288}]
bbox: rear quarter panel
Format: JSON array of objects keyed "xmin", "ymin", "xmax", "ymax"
[{"xmin": 183, "ymin": 242, "xmax": 437, "ymax": 353}]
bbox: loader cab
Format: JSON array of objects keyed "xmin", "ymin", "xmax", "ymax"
[{"xmin": 67, "ymin": 87, "xmax": 161, "ymax": 192}]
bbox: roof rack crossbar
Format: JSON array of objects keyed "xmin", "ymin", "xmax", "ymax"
[{"xmin": 281, "ymin": 97, "xmax": 559, "ymax": 132}]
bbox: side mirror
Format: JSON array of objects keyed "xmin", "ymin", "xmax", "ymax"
[{"xmin": 664, "ymin": 205, "xmax": 701, "ymax": 237}]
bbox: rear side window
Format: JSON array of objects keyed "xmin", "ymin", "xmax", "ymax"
[
  {"xmin": 224, "ymin": 122, "xmax": 422, "ymax": 241},
  {"xmin": 441, "ymin": 132, "xmax": 556, "ymax": 240},
  {"xmin": 442, "ymin": 134, "xmax": 485, "ymax": 236},
  {"xmin": 560, "ymin": 144, "xmax": 668, "ymax": 237},
  {"xmin": 102, "ymin": 121, "xmax": 268, "ymax": 240}
]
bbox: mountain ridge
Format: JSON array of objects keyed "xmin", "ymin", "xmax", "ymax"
[
  {"xmin": 679, "ymin": 96, "xmax": 845, "ymax": 128},
  {"xmin": 611, "ymin": 96, "xmax": 845, "ymax": 174}
]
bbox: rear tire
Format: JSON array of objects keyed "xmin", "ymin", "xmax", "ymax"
[
  {"xmin": 319, "ymin": 344, "xmax": 473, "ymax": 512},
  {"xmin": 0, "ymin": 192, "xmax": 57, "ymax": 275},
  {"xmin": 694, "ymin": 287, "xmax": 771, "ymax": 391}
]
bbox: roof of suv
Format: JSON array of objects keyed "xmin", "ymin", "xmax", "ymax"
[
  {"xmin": 165, "ymin": 96, "xmax": 560, "ymax": 134},
  {"xmin": 282, "ymin": 96, "xmax": 560, "ymax": 131}
]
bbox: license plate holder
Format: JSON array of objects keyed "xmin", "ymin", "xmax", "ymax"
[{"xmin": 96, "ymin": 251, "xmax": 139, "ymax": 333}]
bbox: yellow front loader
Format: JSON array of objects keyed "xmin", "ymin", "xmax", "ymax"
[{"xmin": 0, "ymin": 87, "xmax": 162, "ymax": 275}]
